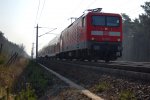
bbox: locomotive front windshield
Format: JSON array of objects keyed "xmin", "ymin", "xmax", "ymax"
[{"xmin": 92, "ymin": 16, "xmax": 120, "ymax": 27}]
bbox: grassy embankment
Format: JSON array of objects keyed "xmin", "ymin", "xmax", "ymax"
[{"xmin": 0, "ymin": 54, "xmax": 55, "ymax": 100}]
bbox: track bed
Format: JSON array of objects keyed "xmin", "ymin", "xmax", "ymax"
[{"xmin": 39, "ymin": 59, "xmax": 150, "ymax": 99}]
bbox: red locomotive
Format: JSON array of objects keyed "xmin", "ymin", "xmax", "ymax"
[{"xmin": 39, "ymin": 8, "xmax": 123, "ymax": 62}]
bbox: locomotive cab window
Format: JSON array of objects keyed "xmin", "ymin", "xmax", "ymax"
[
  {"xmin": 92, "ymin": 15, "xmax": 120, "ymax": 27},
  {"xmin": 92, "ymin": 16, "xmax": 105, "ymax": 26},
  {"xmin": 107, "ymin": 16, "xmax": 120, "ymax": 27}
]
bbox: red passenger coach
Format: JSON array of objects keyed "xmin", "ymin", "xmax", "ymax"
[
  {"xmin": 58, "ymin": 8, "xmax": 122, "ymax": 62},
  {"xmin": 40, "ymin": 8, "xmax": 123, "ymax": 62}
]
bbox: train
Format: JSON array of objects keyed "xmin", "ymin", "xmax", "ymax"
[{"xmin": 39, "ymin": 8, "xmax": 123, "ymax": 62}]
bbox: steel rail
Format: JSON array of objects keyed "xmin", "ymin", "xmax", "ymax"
[{"xmin": 39, "ymin": 63, "xmax": 104, "ymax": 100}]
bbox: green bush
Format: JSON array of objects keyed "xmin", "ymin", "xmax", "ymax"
[
  {"xmin": 0, "ymin": 59, "xmax": 4, "ymax": 64},
  {"xmin": 95, "ymin": 81, "xmax": 111, "ymax": 93},
  {"xmin": 0, "ymin": 55, "xmax": 5, "ymax": 65},
  {"xmin": 22, "ymin": 61, "xmax": 53, "ymax": 97},
  {"xmin": 119, "ymin": 90, "xmax": 136, "ymax": 100},
  {"xmin": 15, "ymin": 84, "xmax": 37, "ymax": 100}
]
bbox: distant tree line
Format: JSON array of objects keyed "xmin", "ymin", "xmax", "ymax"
[
  {"xmin": 121, "ymin": 1, "xmax": 150, "ymax": 61},
  {"xmin": 0, "ymin": 31, "xmax": 28, "ymax": 58}
]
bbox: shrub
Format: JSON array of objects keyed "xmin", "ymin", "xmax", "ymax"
[
  {"xmin": 95, "ymin": 81, "xmax": 111, "ymax": 93},
  {"xmin": 0, "ymin": 55, "xmax": 6, "ymax": 65},
  {"xmin": 119, "ymin": 90, "xmax": 136, "ymax": 100},
  {"xmin": 15, "ymin": 84, "xmax": 37, "ymax": 100}
]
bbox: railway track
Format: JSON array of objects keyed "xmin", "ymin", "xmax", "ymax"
[
  {"xmin": 59, "ymin": 60, "xmax": 150, "ymax": 73},
  {"xmin": 39, "ymin": 63, "xmax": 104, "ymax": 100},
  {"xmin": 54, "ymin": 60, "xmax": 150, "ymax": 81},
  {"xmin": 39, "ymin": 58, "xmax": 150, "ymax": 99}
]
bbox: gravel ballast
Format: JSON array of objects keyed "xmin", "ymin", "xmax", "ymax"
[{"xmin": 39, "ymin": 59, "xmax": 150, "ymax": 100}]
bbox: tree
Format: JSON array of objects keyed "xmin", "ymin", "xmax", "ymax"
[
  {"xmin": 121, "ymin": 13, "xmax": 135, "ymax": 61},
  {"xmin": 130, "ymin": 1, "xmax": 150, "ymax": 61},
  {"xmin": 121, "ymin": 1, "xmax": 150, "ymax": 61},
  {"xmin": 0, "ymin": 30, "xmax": 28, "ymax": 58},
  {"xmin": 141, "ymin": 2, "xmax": 150, "ymax": 17},
  {"xmin": 0, "ymin": 31, "xmax": 4, "ymax": 36}
]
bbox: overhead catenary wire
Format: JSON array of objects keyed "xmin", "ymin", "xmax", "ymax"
[
  {"xmin": 85, "ymin": 0, "xmax": 97, "ymax": 10},
  {"xmin": 34, "ymin": 0, "xmax": 46, "ymax": 25},
  {"xmin": 35, "ymin": 0, "xmax": 41, "ymax": 25},
  {"xmin": 38, "ymin": 0, "xmax": 46, "ymax": 24},
  {"xmin": 56, "ymin": 0, "xmax": 97, "ymax": 32},
  {"xmin": 38, "ymin": 28, "xmax": 57, "ymax": 37},
  {"xmin": 69, "ymin": 0, "xmax": 85, "ymax": 16}
]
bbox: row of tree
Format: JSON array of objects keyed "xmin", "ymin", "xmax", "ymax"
[
  {"xmin": 121, "ymin": 1, "xmax": 150, "ymax": 61},
  {"xmin": 0, "ymin": 31, "xmax": 28, "ymax": 59}
]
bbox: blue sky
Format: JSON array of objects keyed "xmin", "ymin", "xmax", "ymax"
[{"xmin": 0, "ymin": 0, "xmax": 147, "ymax": 56}]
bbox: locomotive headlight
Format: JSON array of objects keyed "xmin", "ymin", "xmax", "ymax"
[
  {"xmin": 91, "ymin": 37, "xmax": 95, "ymax": 40},
  {"xmin": 117, "ymin": 38, "xmax": 120, "ymax": 41}
]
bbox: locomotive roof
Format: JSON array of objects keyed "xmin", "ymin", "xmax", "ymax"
[
  {"xmin": 84, "ymin": 12, "xmax": 121, "ymax": 17},
  {"xmin": 67, "ymin": 12, "xmax": 121, "ymax": 26}
]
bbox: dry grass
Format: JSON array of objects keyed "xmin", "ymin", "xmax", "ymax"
[
  {"xmin": 0, "ymin": 58, "xmax": 28, "ymax": 86},
  {"xmin": 0, "ymin": 57, "xmax": 28, "ymax": 99}
]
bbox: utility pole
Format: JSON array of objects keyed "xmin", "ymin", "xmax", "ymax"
[
  {"xmin": 35, "ymin": 24, "xmax": 39, "ymax": 61},
  {"xmin": 34, "ymin": 24, "xmax": 57, "ymax": 61}
]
